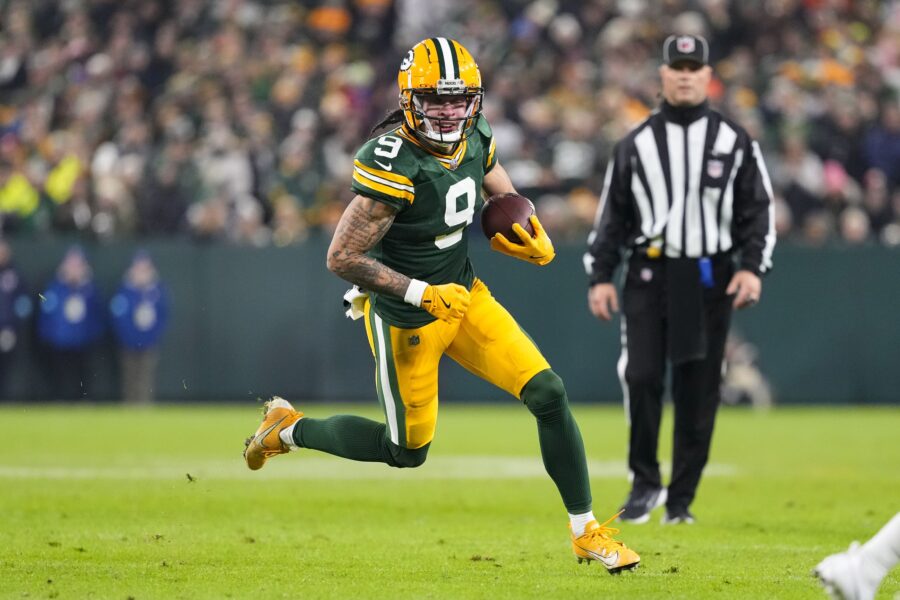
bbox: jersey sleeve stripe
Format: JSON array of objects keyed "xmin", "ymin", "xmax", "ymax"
[
  {"xmin": 486, "ymin": 137, "xmax": 496, "ymax": 168},
  {"xmin": 352, "ymin": 171, "xmax": 415, "ymax": 203},
  {"xmin": 353, "ymin": 160, "xmax": 414, "ymax": 187},
  {"xmin": 353, "ymin": 166, "xmax": 415, "ymax": 193}
]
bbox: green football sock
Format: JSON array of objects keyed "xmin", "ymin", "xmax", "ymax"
[
  {"xmin": 293, "ymin": 415, "xmax": 429, "ymax": 468},
  {"xmin": 293, "ymin": 415, "xmax": 393, "ymax": 462},
  {"xmin": 521, "ymin": 369, "xmax": 592, "ymax": 514}
]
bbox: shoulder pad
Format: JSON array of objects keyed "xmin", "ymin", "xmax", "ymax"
[{"xmin": 475, "ymin": 114, "xmax": 493, "ymax": 140}]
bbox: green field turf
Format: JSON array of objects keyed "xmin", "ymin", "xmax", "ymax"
[{"xmin": 0, "ymin": 403, "xmax": 898, "ymax": 599}]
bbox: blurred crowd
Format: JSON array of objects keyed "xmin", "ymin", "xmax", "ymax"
[{"xmin": 1, "ymin": 0, "xmax": 898, "ymax": 246}]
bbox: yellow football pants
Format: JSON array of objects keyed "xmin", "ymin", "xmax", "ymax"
[{"xmin": 363, "ymin": 278, "xmax": 550, "ymax": 449}]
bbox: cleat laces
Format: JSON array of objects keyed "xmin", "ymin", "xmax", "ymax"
[{"xmin": 581, "ymin": 510, "xmax": 630, "ymax": 555}]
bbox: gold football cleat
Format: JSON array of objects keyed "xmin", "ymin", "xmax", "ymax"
[
  {"xmin": 570, "ymin": 511, "xmax": 641, "ymax": 574},
  {"xmin": 243, "ymin": 397, "xmax": 303, "ymax": 470}
]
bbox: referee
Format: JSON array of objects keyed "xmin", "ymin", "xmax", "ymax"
[{"xmin": 585, "ymin": 34, "xmax": 775, "ymax": 525}]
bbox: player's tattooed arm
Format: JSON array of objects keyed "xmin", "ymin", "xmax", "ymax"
[{"xmin": 326, "ymin": 194, "xmax": 411, "ymax": 298}]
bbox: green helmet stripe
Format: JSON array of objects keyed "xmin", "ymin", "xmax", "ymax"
[{"xmin": 430, "ymin": 37, "xmax": 447, "ymax": 80}]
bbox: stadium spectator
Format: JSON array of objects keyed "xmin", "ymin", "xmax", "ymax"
[
  {"xmin": 802, "ymin": 210, "xmax": 837, "ymax": 248},
  {"xmin": 109, "ymin": 250, "xmax": 169, "ymax": 404},
  {"xmin": 0, "ymin": 239, "xmax": 32, "ymax": 399},
  {"xmin": 135, "ymin": 140, "xmax": 196, "ymax": 235},
  {"xmin": 770, "ymin": 133, "xmax": 826, "ymax": 231},
  {"xmin": 270, "ymin": 194, "xmax": 308, "ymax": 247},
  {"xmin": 37, "ymin": 245, "xmax": 105, "ymax": 399},
  {"xmin": 861, "ymin": 169, "xmax": 894, "ymax": 237},
  {"xmin": 808, "ymin": 94, "xmax": 867, "ymax": 184},
  {"xmin": 862, "ymin": 101, "xmax": 900, "ymax": 189},
  {"xmin": 230, "ymin": 195, "xmax": 271, "ymax": 247},
  {"xmin": 839, "ymin": 205, "xmax": 872, "ymax": 245}
]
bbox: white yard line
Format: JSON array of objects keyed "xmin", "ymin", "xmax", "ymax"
[{"xmin": 0, "ymin": 457, "xmax": 736, "ymax": 481}]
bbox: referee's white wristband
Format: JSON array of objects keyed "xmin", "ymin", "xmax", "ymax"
[{"xmin": 404, "ymin": 279, "xmax": 428, "ymax": 307}]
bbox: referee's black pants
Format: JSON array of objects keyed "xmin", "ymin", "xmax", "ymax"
[{"xmin": 619, "ymin": 253, "xmax": 733, "ymax": 512}]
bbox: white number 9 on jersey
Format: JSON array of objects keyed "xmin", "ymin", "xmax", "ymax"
[{"xmin": 435, "ymin": 177, "xmax": 476, "ymax": 249}]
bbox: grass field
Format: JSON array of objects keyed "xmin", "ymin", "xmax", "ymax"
[{"xmin": 0, "ymin": 403, "xmax": 898, "ymax": 599}]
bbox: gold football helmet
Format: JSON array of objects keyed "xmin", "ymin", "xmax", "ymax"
[{"xmin": 397, "ymin": 37, "xmax": 483, "ymax": 144}]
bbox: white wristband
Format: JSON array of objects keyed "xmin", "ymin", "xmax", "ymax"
[{"xmin": 404, "ymin": 279, "xmax": 428, "ymax": 307}]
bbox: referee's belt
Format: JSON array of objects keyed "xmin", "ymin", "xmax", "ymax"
[{"xmin": 633, "ymin": 246, "xmax": 732, "ymax": 262}]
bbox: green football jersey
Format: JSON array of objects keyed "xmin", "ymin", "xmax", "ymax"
[{"xmin": 350, "ymin": 116, "xmax": 498, "ymax": 327}]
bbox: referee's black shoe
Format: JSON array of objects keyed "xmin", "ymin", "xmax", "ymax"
[
  {"xmin": 618, "ymin": 486, "xmax": 667, "ymax": 524},
  {"xmin": 661, "ymin": 506, "xmax": 696, "ymax": 525}
]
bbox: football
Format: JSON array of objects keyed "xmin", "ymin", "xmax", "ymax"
[{"xmin": 481, "ymin": 193, "xmax": 536, "ymax": 241}]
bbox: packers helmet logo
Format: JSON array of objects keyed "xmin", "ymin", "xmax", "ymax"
[{"xmin": 400, "ymin": 49, "xmax": 414, "ymax": 72}]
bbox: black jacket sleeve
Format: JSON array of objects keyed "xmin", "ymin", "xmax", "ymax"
[
  {"xmin": 732, "ymin": 138, "xmax": 775, "ymax": 276},
  {"xmin": 586, "ymin": 141, "xmax": 634, "ymax": 285}
]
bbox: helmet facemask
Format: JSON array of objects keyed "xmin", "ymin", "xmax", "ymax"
[{"xmin": 402, "ymin": 84, "xmax": 483, "ymax": 145}]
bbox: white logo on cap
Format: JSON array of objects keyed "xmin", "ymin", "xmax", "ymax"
[{"xmin": 676, "ymin": 36, "xmax": 695, "ymax": 53}]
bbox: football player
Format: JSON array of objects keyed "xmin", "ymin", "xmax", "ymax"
[{"xmin": 244, "ymin": 37, "xmax": 640, "ymax": 571}]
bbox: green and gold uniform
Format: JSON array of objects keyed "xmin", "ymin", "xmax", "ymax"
[
  {"xmin": 351, "ymin": 117, "xmax": 497, "ymax": 327},
  {"xmin": 349, "ymin": 117, "xmax": 551, "ymax": 449}
]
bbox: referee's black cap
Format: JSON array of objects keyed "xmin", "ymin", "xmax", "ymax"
[{"xmin": 662, "ymin": 34, "xmax": 709, "ymax": 67}]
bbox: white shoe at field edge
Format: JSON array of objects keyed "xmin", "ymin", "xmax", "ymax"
[{"xmin": 813, "ymin": 542, "xmax": 880, "ymax": 600}]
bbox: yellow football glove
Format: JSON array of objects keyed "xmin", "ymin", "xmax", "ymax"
[
  {"xmin": 490, "ymin": 215, "xmax": 555, "ymax": 266},
  {"xmin": 420, "ymin": 283, "xmax": 471, "ymax": 324}
]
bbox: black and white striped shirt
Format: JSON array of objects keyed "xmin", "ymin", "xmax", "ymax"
[{"xmin": 585, "ymin": 101, "xmax": 775, "ymax": 284}]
